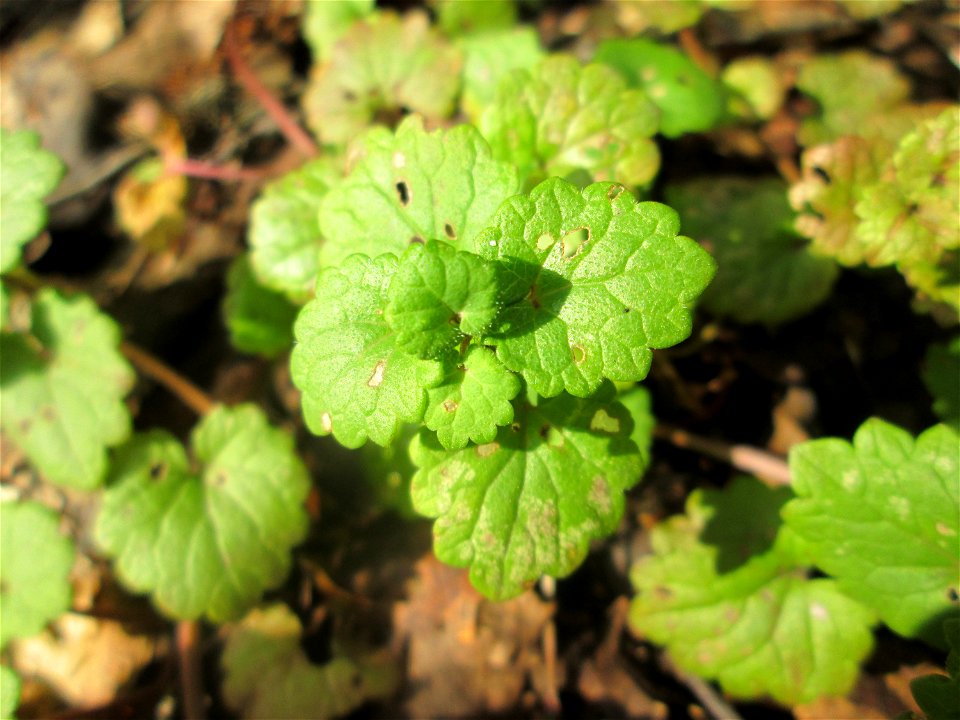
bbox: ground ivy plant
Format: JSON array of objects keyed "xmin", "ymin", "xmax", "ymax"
[{"xmin": 291, "ymin": 118, "xmax": 715, "ymax": 599}]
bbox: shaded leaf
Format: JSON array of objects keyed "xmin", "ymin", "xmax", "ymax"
[
  {"xmin": 910, "ymin": 618, "xmax": 960, "ymax": 720},
  {"xmin": 629, "ymin": 477, "xmax": 876, "ymax": 705},
  {"xmin": 783, "ymin": 419, "xmax": 960, "ymax": 642},
  {"xmin": 666, "ymin": 176, "xmax": 838, "ymax": 326},
  {"xmin": 223, "ymin": 255, "xmax": 298, "ymax": 358},
  {"xmin": 923, "ymin": 338, "xmax": 960, "ymax": 430},
  {"xmin": 222, "ymin": 604, "xmax": 397, "ymax": 720},
  {"xmin": 0, "ymin": 289, "xmax": 134, "ymax": 489},
  {"xmin": 476, "ymin": 178, "xmax": 714, "ymax": 398},
  {"xmin": 95, "ymin": 405, "xmax": 311, "ymax": 622}
]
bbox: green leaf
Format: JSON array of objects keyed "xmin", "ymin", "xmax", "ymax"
[
  {"xmin": 411, "ymin": 388, "xmax": 649, "ymax": 599},
  {"xmin": 618, "ymin": 385, "xmax": 654, "ymax": 471},
  {"xmin": 0, "ymin": 280, "xmax": 9, "ymax": 331},
  {"xmin": 423, "ymin": 346, "xmax": 521, "ymax": 449},
  {"xmin": 223, "ymin": 255, "xmax": 298, "ymax": 358},
  {"xmin": 628, "ymin": 477, "xmax": 876, "ymax": 705},
  {"xmin": 924, "ymin": 338, "xmax": 960, "ymax": 430},
  {"xmin": 385, "ymin": 240, "xmax": 500, "ymax": 359},
  {"xmin": 302, "ymin": 0, "xmax": 375, "ymax": 62},
  {"xmin": 0, "ymin": 501, "xmax": 74, "ymax": 649},
  {"xmin": 722, "ymin": 56, "xmax": 786, "ymax": 121},
  {"xmin": 666, "ymin": 176, "xmax": 838, "ymax": 326},
  {"xmin": 783, "ymin": 419, "xmax": 960, "ymax": 642},
  {"xmin": 433, "ymin": 0, "xmax": 516, "ymax": 36},
  {"xmin": 302, "ymin": 11, "xmax": 462, "ymax": 145},
  {"xmin": 248, "ymin": 157, "xmax": 340, "ymax": 302},
  {"xmin": 611, "ymin": 0, "xmax": 705, "ymax": 35},
  {"xmin": 95, "ymin": 404, "xmax": 311, "ymax": 622},
  {"xmin": 480, "ymin": 55, "xmax": 660, "ymax": 188},
  {"xmin": 458, "ymin": 28, "xmax": 543, "ymax": 121},
  {"xmin": 910, "ymin": 618, "xmax": 960, "ymax": 720},
  {"xmin": 291, "ymin": 254, "xmax": 444, "ymax": 448},
  {"xmin": 476, "ymin": 178, "xmax": 715, "ymax": 398},
  {"xmin": 320, "ymin": 116, "xmax": 519, "ymax": 267},
  {"xmin": 0, "ymin": 289, "xmax": 134, "ymax": 489},
  {"xmin": 0, "ymin": 129, "xmax": 65, "ymax": 273},
  {"xmin": 0, "ymin": 665, "xmax": 20, "ymax": 719},
  {"xmin": 796, "ymin": 50, "xmax": 911, "ymax": 146},
  {"xmin": 222, "ymin": 603, "xmax": 398, "ymax": 720},
  {"xmin": 593, "ymin": 38, "xmax": 726, "ymax": 138}
]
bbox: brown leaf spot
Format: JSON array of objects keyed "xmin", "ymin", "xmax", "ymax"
[
  {"xmin": 395, "ymin": 181, "xmax": 411, "ymax": 206},
  {"xmin": 367, "ymin": 360, "xmax": 387, "ymax": 388},
  {"xmin": 476, "ymin": 442, "xmax": 499, "ymax": 457},
  {"xmin": 443, "ymin": 400, "xmax": 459, "ymax": 413},
  {"xmin": 571, "ymin": 343, "xmax": 586, "ymax": 365},
  {"xmin": 444, "ymin": 222, "xmax": 456, "ymax": 239}
]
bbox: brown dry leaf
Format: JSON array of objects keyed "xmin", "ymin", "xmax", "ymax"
[
  {"xmin": 768, "ymin": 385, "xmax": 816, "ymax": 455},
  {"xmin": 10, "ymin": 613, "xmax": 162, "ymax": 708},
  {"xmin": 392, "ymin": 554, "xmax": 556, "ymax": 718},
  {"xmin": 794, "ymin": 663, "xmax": 935, "ymax": 720}
]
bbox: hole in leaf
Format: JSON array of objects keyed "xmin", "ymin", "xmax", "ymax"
[
  {"xmin": 367, "ymin": 360, "xmax": 387, "ymax": 388},
  {"xmin": 949, "ymin": 587, "xmax": 959, "ymax": 602},
  {"xmin": 395, "ymin": 181, "xmax": 410, "ymax": 206},
  {"xmin": 571, "ymin": 343, "xmax": 586, "ymax": 364},
  {"xmin": 606, "ymin": 185, "xmax": 624, "ymax": 201},
  {"xmin": 444, "ymin": 223, "xmax": 456, "ymax": 239},
  {"xmin": 561, "ymin": 227, "xmax": 589, "ymax": 259},
  {"xmin": 449, "ymin": 312, "xmax": 462, "ymax": 326},
  {"xmin": 812, "ymin": 166, "xmax": 831, "ymax": 184},
  {"xmin": 410, "ymin": 236, "xmax": 424, "ymax": 245},
  {"xmin": 539, "ymin": 424, "xmax": 550, "ymax": 438},
  {"xmin": 321, "ymin": 412, "xmax": 333, "ymax": 433},
  {"xmin": 510, "ymin": 422, "xmax": 521, "ymax": 433},
  {"xmin": 623, "ymin": 307, "xmax": 631, "ymax": 313},
  {"xmin": 149, "ymin": 463, "xmax": 166, "ymax": 481}
]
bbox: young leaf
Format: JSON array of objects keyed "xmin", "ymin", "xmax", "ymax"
[
  {"xmin": 95, "ymin": 404, "xmax": 311, "ymax": 622},
  {"xmin": 0, "ymin": 665, "xmax": 20, "ymax": 719},
  {"xmin": 248, "ymin": 157, "xmax": 340, "ymax": 302},
  {"xmin": 476, "ymin": 178, "xmax": 715, "ymax": 398},
  {"xmin": 722, "ymin": 56, "xmax": 786, "ymax": 121},
  {"xmin": 319, "ymin": 116, "xmax": 519, "ymax": 267},
  {"xmin": 423, "ymin": 346, "xmax": 521, "ymax": 450},
  {"xmin": 302, "ymin": 11, "xmax": 461, "ymax": 145},
  {"xmin": 0, "ymin": 289, "xmax": 134, "ymax": 489},
  {"xmin": 924, "ymin": 338, "xmax": 960, "ymax": 430},
  {"xmin": 302, "ymin": 0, "xmax": 375, "ymax": 62},
  {"xmin": 666, "ymin": 176, "xmax": 838, "ymax": 326},
  {"xmin": 458, "ymin": 28, "xmax": 543, "ymax": 120},
  {"xmin": 0, "ymin": 128, "xmax": 65, "ymax": 272},
  {"xmin": 593, "ymin": 38, "xmax": 726, "ymax": 138},
  {"xmin": 223, "ymin": 255, "xmax": 298, "ymax": 358},
  {"xmin": 0, "ymin": 501, "xmax": 74, "ymax": 649},
  {"xmin": 291, "ymin": 254, "xmax": 444, "ymax": 448},
  {"xmin": 795, "ymin": 50, "xmax": 911, "ymax": 146},
  {"xmin": 909, "ymin": 618, "xmax": 960, "ymax": 720},
  {"xmin": 222, "ymin": 604, "xmax": 397, "ymax": 720},
  {"xmin": 628, "ymin": 477, "xmax": 876, "ymax": 705},
  {"xmin": 385, "ymin": 239, "xmax": 500, "ymax": 359},
  {"xmin": 783, "ymin": 419, "xmax": 960, "ymax": 642},
  {"xmin": 480, "ymin": 55, "xmax": 661, "ymax": 188},
  {"xmin": 411, "ymin": 389, "xmax": 649, "ymax": 600},
  {"xmin": 612, "ymin": 0, "xmax": 705, "ymax": 35}
]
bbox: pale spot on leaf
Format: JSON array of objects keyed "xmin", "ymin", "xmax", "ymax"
[
  {"xmin": 476, "ymin": 442, "xmax": 499, "ymax": 457},
  {"xmin": 590, "ymin": 409, "xmax": 620, "ymax": 433},
  {"xmin": 367, "ymin": 360, "xmax": 387, "ymax": 388}
]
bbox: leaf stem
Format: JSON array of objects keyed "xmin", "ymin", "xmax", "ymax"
[
  {"xmin": 654, "ymin": 424, "xmax": 792, "ymax": 487},
  {"xmin": 176, "ymin": 620, "xmax": 206, "ymax": 720},
  {"xmin": 120, "ymin": 341, "xmax": 215, "ymax": 416},
  {"xmin": 164, "ymin": 157, "xmax": 268, "ymax": 182},
  {"xmin": 223, "ymin": 20, "xmax": 319, "ymax": 158}
]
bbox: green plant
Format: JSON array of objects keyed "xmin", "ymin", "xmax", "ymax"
[{"xmin": 2, "ymin": 3, "xmax": 959, "ymax": 718}]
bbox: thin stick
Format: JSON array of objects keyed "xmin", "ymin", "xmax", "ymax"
[
  {"xmin": 680, "ymin": 670, "xmax": 743, "ymax": 720},
  {"xmin": 654, "ymin": 424, "xmax": 792, "ymax": 487},
  {"xmin": 165, "ymin": 157, "xmax": 268, "ymax": 182},
  {"xmin": 223, "ymin": 21, "xmax": 319, "ymax": 158},
  {"xmin": 120, "ymin": 341, "xmax": 214, "ymax": 416},
  {"xmin": 176, "ymin": 620, "xmax": 205, "ymax": 720}
]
